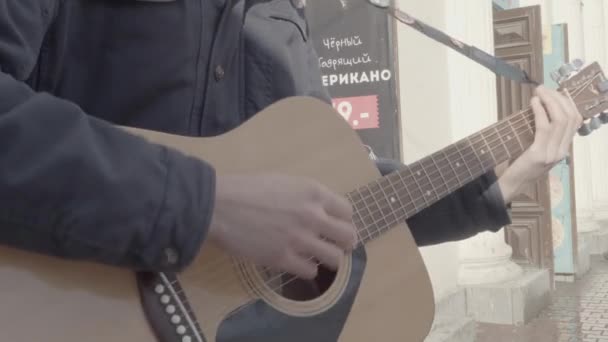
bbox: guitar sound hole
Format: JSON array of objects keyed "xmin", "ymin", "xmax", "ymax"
[{"xmin": 257, "ymin": 264, "xmax": 337, "ymax": 301}]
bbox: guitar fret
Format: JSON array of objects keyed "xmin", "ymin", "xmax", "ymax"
[
  {"xmin": 500, "ymin": 125, "xmax": 514, "ymax": 155},
  {"xmin": 418, "ymin": 159, "xmax": 440, "ymax": 200},
  {"xmin": 478, "ymin": 136, "xmax": 495, "ymax": 169},
  {"xmin": 479, "ymin": 130, "xmax": 498, "ymax": 164},
  {"xmin": 350, "ymin": 106, "xmax": 546, "ymax": 247},
  {"xmin": 356, "ymin": 187, "xmax": 378, "ymax": 240},
  {"xmin": 371, "ymin": 183, "xmax": 396, "ymax": 224},
  {"xmin": 494, "ymin": 126, "xmax": 511, "ymax": 160},
  {"xmin": 396, "ymin": 170, "xmax": 418, "ymax": 213},
  {"xmin": 429, "ymin": 155, "xmax": 450, "ymax": 196},
  {"xmin": 507, "ymin": 115, "xmax": 534, "ymax": 154},
  {"xmin": 407, "ymin": 167, "xmax": 430, "ymax": 207},
  {"xmin": 500, "ymin": 122, "xmax": 520, "ymax": 159},
  {"xmin": 466, "ymin": 136, "xmax": 486, "ymax": 171},
  {"xmin": 367, "ymin": 191, "xmax": 385, "ymax": 227},
  {"xmin": 347, "ymin": 193, "xmax": 370, "ymax": 243},
  {"xmin": 348, "ymin": 192, "xmax": 370, "ymax": 242},
  {"xmin": 377, "ymin": 180, "xmax": 400, "ymax": 225},
  {"xmin": 441, "ymin": 147, "xmax": 463, "ymax": 188},
  {"xmin": 442, "ymin": 146, "xmax": 466, "ymax": 187},
  {"xmin": 366, "ymin": 184, "xmax": 390, "ymax": 238},
  {"xmin": 522, "ymin": 113, "xmax": 535, "ymax": 137},
  {"xmin": 457, "ymin": 140, "xmax": 483, "ymax": 178},
  {"xmin": 454, "ymin": 142, "xmax": 475, "ymax": 180},
  {"xmin": 426, "ymin": 163, "xmax": 443, "ymax": 198},
  {"xmin": 506, "ymin": 131, "xmax": 523, "ymax": 157},
  {"xmin": 386, "ymin": 174, "xmax": 410, "ymax": 218}
]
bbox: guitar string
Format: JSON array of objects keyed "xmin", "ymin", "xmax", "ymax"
[
  {"xmin": 176, "ymin": 108, "xmax": 538, "ymax": 288},
  {"xmin": 235, "ymin": 112, "xmax": 563, "ymax": 294},
  {"xmin": 174, "ymin": 116, "xmax": 584, "ymax": 307},
  {"xmin": 166, "ymin": 113, "xmax": 537, "ymax": 329},
  {"xmin": 175, "ymin": 106, "xmax": 546, "ymax": 288},
  {"xmin": 349, "ymin": 116, "xmax": 530, "ymax": 219},
  {"xmin": 279, "ymin": 79, "xmax": 591, "ymax": 247},
  {"xmin": 340, "ymin": 78, "xmax": 593, "ymax": 230},
  {"xmin": 167, "ymin": 82, "xmax": 598, "ymax": 323},
  {"xmin": 175, "ymin": 113, "xmax": 536, "ymax": 287},
  {"xmin": 180, "ymin": 101, "xmax": 584, "ymax": 288},
  {"xmin": 177, "ymin": 81, "xmax": 592, "ymax": 293},
  {"xmin": 262, "ymin": 81, "xmax": 594, "ymax": 291}
]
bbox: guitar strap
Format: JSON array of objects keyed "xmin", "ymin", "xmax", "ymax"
[{"xmin": 364, "ymin": 0, "xmax": 541, "ymax": 86}]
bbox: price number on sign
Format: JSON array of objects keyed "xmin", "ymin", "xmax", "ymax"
[{"xmin": 331, "ymin": 95, "xmax": 380, "ymax": 130}]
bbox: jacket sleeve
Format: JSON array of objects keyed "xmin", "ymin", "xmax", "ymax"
[
  {"xmin": 375, "ymin": 158, "xmax": 511, "ymax": 246},
  {"xmin": 0, "ymin": 0, "xmax": 215, "ymax": 272}
]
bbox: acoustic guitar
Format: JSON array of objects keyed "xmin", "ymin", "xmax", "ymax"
[{"xmin": 1, "ymin": 61, "xmax": 607, "ymax": 342}]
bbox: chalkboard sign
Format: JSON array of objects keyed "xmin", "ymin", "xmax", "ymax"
[{"xmin": 306, "ymin": 0, "xmax": 401, "ymax": 161}]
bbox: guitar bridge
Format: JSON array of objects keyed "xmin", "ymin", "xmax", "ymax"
[{"xmin": 137, "ymin": 272, "xmax": 206, "ymax": 342}]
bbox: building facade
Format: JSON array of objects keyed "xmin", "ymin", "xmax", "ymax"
[{"xmin": 393, "ymin": 0, "xmax": 608, "ymax": 339}]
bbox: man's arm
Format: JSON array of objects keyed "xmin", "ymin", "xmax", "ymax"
[
  {"xmin": 377, "ymin": 85, "xmax": 581, "ymax": 247},
  {"xmin": 407, "ymin": 171, "xmax": 510, "ymax": 246},
  {"xmin": 0, "ymin": 0, "xmax": 215, "ymax": 272},
  {"xmin": 0, "ymin": 1, "xmax": 357, "ymax": 280}
]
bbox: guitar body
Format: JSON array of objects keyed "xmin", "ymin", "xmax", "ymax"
[{"xmin": 0, "ymin": 97, "xmax": 434, "ymax": 341}]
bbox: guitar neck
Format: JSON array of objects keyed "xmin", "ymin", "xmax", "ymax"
[{"xmin": 347, "ymin": 107, "xmax": 536, "ymax": 245}]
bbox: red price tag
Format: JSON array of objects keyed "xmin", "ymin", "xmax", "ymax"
[{"xmin": 331, "ymin": 95, "xmax": 380, "ymax": 130}]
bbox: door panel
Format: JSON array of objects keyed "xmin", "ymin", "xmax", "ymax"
[{"xmin": 493, "ymin": 6, "xmax": 554, "ymax": 274}]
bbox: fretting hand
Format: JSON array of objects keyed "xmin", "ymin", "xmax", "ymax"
[{"xmin": 498, "ymin": 85, "xmax": 582, "ymax": 203}]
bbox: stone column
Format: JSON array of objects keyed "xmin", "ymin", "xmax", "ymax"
[
  {"xmin": 453, "ymin": 0, "xmax": 551, "ymax": 325},
  {"xmin": 584, "ymin": 0, "xmax": 607, "ymax": 214},
  {"xmin": 451, "ymin": 0, "xmax": 523, "ymax": 288},
  {"xmin": 574, "ymin": 142, "xmax": 600, "ymax": 235},
  {"xmin": 552, "ymin": 1, "xmax": 601, "ymax": 234},
  {"xmin": 580, "ymin": 0, "xmax": 608, "ymax": 254},
  {"xmin": 550, "ymin": 0, "xmax": 598, "ymax": 273}
]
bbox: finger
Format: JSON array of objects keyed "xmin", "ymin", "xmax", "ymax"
[
  {"xmin": 295, "ymin": 233, "xmax": 345, "ymax": 271},
  {"xmin": 544, "ymin": 89, "xmax": 578, "ymax": 155},
  {"xmin": 568, "ymin": 97, "xmax": 583, "ymax": 129},
  {"xmin": 322, "ymin": 190, "xmax": 354, "ymax": 222},
  {"xmin": 530, "ymin": 95, "xmax": 550, "ymax": 145},
  {"xmin": 558, "ymin": 88, "xmax": 583, "ymax": 125},
  {"xmin": 536, "ymin": 87, "xmax": 567, "ymax": 161},
  {"xmin": 555, "ymin": 90, "xmax": 582, "ymax": 152},
  {"xmin": 540, "ymin": 88, "xmax": 572, "ymax": 156},
  {"xmin": 307, "ymin": 209, "xmax": 357, "ymax": 250},
  {"xmin": 307, "ymin": 184, "xmax": 357, "ymax": 246},
  {"xmin": 279, "ymin": 253, "xmax": 318, "ymax": 280}
]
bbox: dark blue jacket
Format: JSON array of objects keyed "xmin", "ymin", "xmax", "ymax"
[{"xmin": 0, "ymin": 0, "xmax": 510, "ymax": 272}]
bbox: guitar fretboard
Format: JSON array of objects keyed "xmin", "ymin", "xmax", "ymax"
[{"xmin": 347, "ymin": 108, "xmax": 536, "ymax": 245}]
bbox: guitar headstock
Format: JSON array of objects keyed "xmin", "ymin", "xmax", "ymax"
[{"xmin": 553, "ymin": 60, "xmax": 608, "ymax": 136}]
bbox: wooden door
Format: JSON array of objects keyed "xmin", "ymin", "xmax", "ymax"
[{"xmin": 493, "ymin": 6, "xmax": 554, "ymax": 274}]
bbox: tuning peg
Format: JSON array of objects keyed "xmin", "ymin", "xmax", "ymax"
[
  {"xmin": 578, "ymin": 122, "xmax": 593, "ymax": 136},
  {"xmin": 571, "ymin": 59, "xmax": 585, "ymax": 71},
  {"xmin": 559, "ymin": 63, "xmax": 575, "ymax": 77},
  {"xmin": 590, "ymin": 116, "xmax": 602, "ymax": 130},
  {"xmin": 556, "ymin": 60, "xmax": 585, "ymax": 80},
  {"xmin": 551, "ymin": 71, "xmax": 564, "ymax": 84},
  {"xmin": 600, "ymin": 112, "xmax": 608, "ymax": 124},
  {"xmin": 598, "ymin": 81, "xmax": 608, "ymax": 93}
]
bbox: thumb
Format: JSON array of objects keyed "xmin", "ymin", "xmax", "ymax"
[{"xmin": 530, "ymin": 96, "xmax": 551, "ymax": 146}]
